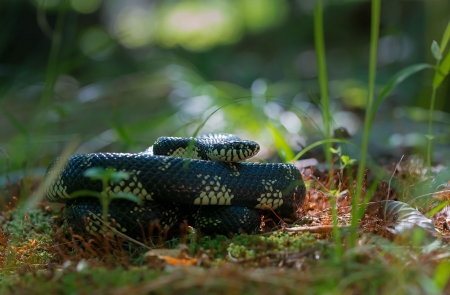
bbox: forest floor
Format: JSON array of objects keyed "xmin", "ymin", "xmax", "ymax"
[{"xmin": 1, "ymin": 158, "xmax": 450, "ymax": 294}]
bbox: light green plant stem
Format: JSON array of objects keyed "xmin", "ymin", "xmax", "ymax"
[
  {"xmin": 314, "ymin": 0, "xmax": 342, "ymax": 258},
  {"xmin": 426, "ymin": 78, "xmax": 438, "ymax": 174},
  {"xmin": 349, "ymin": 0, "xmax": 381, "ymax": 249}
]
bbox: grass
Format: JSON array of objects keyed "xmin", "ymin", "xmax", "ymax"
[
  {"xmin": 314, "ymin": 0, "xmax": 342, "ymax": 260},
  {"xmin": 1, "ymin": 0, "xmax": 450, "ymax": 294},
  {"xmin": 349, "ymin": 0, "xmax": 381, "ymax": 250},
  {"xmin": 427, "ymin": 21, "xmax": 450, "ymax": 173}
]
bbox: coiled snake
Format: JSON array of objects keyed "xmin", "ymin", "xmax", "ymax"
[{"xmin": 45, "ymin": 134, "xmax": 306, "ymax": 237}]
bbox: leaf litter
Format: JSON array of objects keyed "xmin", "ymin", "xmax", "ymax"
[{"xmin": 2, "ymin": 156, "xmax": 450, "ymax": 293}]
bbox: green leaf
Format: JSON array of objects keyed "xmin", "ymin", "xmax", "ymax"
[
  {"xmin": 341, "ymin": 155, "xmax": 355, "ymax": 166},
  {"xmin": 341, "ymin": 155, "xmax": 350, "ymax": 164},
  {"xmin": 439, "ymin": 21, "xmax": 450, "ymax": 55},
  {"xmin": 431, "ymin": 40, "xmax": 441, "ymax": 60},
  {"xmin": 267, "ymin": 123, "xmax": 295, "ymax": 162},
  {"xmin": 329, "ymin": 147, "xmax": 340, "ymax": 154},
  {"xmin": 425, "ymin": 134, "xmax": 435, "ymax": 140},
  {"xmin": 110, "ymin": 171, "xmax": 129, "ymax": 183},
  {"xmin": 433, "ymin": 50, "xmax": 450, "ymax": 88},
  {"xmin": 84, "ymin": 167, "xmax": 106, "ymax": 179},
  {"xmin": 370, "ymin": 63, "xmax": 432, "ymax": 125},
  {"xmin": 329, "ymin": 189, "xmax": 339, "ymax": 196},
  {"xmin": 110, "ymin": 193, "xmax": 142, "ymax": 204}
]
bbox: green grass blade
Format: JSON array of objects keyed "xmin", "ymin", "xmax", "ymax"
[
  {"xmin": 427, "ymin": 21, "xmax": 450, "ymax": 172},
  {"xmin": 434, "ymin": 261, "xmax": 450, "ymax": 292},
  {"xmin": 426, "ymin": 200, "xmax": 450, "ymax": 218},
  {"xmin": 370, "ymin": 63, "xmax": 433, "ymax": 125},
  {"xmin": 183, "ymin": 99, "xmax": 250, "ymax": 169},
  {"xmin": 349, "ymin": 0, "xmax": 381, "ymax": 249},
  {"xmin": 439, "ymin": 20, "xmax": 450, "ymax": 55},
  {"xmin": 314, "ymin": 0, "xmax": 332, "ymax": 175},
  {"xmin": 292, "ymin": 139, "xmax": 357, "ymax": 162},
  {"xmin": 433, "ymin": 51, "xmax": 450, "ymax": 88},
  {"xmin": 267, "ymin": 123, "xmax": 295, "ymax": 162}
]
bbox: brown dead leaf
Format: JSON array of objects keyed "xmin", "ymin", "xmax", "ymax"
[{"xmin": 144, "ymin": 244, "xmax": 197, "ymax": 266}]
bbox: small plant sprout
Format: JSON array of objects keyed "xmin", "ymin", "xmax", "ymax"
[
  {"xmin": 70, "ymin": 167, "xmax": 142, "ymax": 232},
  {"xmin": 330, "ymin": 147, "xmax": 356, "ymax": 192},
  {"xmin": 427, "ymin": 21, "xmax": 450, "ymax": 174},
  {"xmin": 329, "ymin": 146, "xmax": 355, "ymax": 259}
]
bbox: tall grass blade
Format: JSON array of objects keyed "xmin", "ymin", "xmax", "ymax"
[
  {"xmin": 292, "ymin": 139, "xmax": 357, "ymax": 162},
  {"xmin": 349, "ymin": 0, "xmax": 381, "ymax": 249},
  {"xmin": 438, "ymin": 21, "xmax": 450, "ymax": 55},
  {"xmin": 433, "ymin": 261, "xmax": 450, "ymax": 292},
  {"xmin": 369, "ymin": 63, "xmax": 432, "ymax": 125},
  {"xmin": 314, "ymin": 0, "xmax": 333, "ymax": 174},
  {"xmin": 427, "ymin": 22, "xmax": 450, "ymax": 172},
  {"xmin": 433, "ymin": 51, "xmax": 450, "ymax": 88}
]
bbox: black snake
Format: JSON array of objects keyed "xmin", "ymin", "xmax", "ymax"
[{"xmin": 45, "ymin": 134, "xmax": 306, "ymax": 237}]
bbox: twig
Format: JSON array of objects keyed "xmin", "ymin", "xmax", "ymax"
[
  {"xmin": 387, "ymin": 155, "xmax": 404, "ymax": 200},
  {"xmin": 88, "ymin": 211, "xmax": 153, "ymax": 250},
  {"xmin": 283, "ymin": 225, "xmax": 350, "ymax": 233}
]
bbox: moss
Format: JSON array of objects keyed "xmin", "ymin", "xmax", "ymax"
[
  {"xmin": 1, "ymin": 207, "xmax": 55, "ymax": 275},
  {"xmin": 227, "ymin": 231, "xmax": 318, "ymax": 260},
  {"xmin": 4, "ymin": 208, "xmax": 54, "ymax": 242},
  {"xmin": 188, "ymin": 234, "xmax": 231, "ymax": 258}
]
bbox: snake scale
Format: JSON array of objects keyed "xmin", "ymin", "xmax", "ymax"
[{"xmin": 45, "ymin": 134, "xmax": 306, "ymax": 238}]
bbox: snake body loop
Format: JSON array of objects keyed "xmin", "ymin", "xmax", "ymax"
[{"xmin": 45, "ymin": 134, "xmax": 306, "ymax": 237}]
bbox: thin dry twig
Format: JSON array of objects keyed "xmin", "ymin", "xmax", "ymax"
[
  {"xmin": 88, "ymin": 211, "xmax": 153, "ymax": 250},
  {"xmin": 283, "ymin": 225, "xmax": 350, "ymax": 233}
]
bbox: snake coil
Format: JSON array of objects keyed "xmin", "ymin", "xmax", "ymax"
[{"xmin": 45, "ymin": 134, "xmax": 305, "ymax": 237}]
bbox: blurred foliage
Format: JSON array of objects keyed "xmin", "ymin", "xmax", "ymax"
[{"xmin": 0, "ymin": 0, "xmax": 450, "ymax": 181}]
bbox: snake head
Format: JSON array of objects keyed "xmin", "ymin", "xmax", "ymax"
[{"xmin": 206, "ymin": 139, "xmax": 260, "ymax": 162}]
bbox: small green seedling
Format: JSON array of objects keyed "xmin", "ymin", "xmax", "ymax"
[
  {"xmin": 330, "ymin": 147, "xmax": 356, "ymax": 190},
  {"xmin": 70, "ymin": 167, "xmax": 142, "ymax": 231},
  {"xmin": 329, "ymin": 147, "xmax": 356, "ymax": 195}
]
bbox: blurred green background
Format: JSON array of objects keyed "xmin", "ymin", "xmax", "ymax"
[{"xmin": 1, "ymin": 0, "xmax": 449, "ymax": 184}]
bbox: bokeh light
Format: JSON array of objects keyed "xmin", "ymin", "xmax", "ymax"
[
  {"xmin": 156, "ymin": 1, "xmax": 242, "ymax": 51},
  {"xmin": 238, "ymin": 0, "xmax": 288, "ymax": 33},
  {"xmin": 340, "ymin": 79, "xmax": 369, "ymax": 109},
  {"xmin": 115, "ymin": 5, "xmax": 155, "ymax": 48},
  {"xmin": 70, "ymin": 0, "xmax": 102, "ymax": 14},
  {"xmin": 79, "ymin": 27, "xmax": 114, "ymax": 60}
]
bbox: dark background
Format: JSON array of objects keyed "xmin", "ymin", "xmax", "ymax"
[{"xmin": 1, "ymin": 0, "xmax": 449, "ymax": 182}]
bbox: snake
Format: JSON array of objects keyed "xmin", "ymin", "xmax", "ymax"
[{"xmin": 45, "ymin": 134, "xmax": 306, "ymax": 238}]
